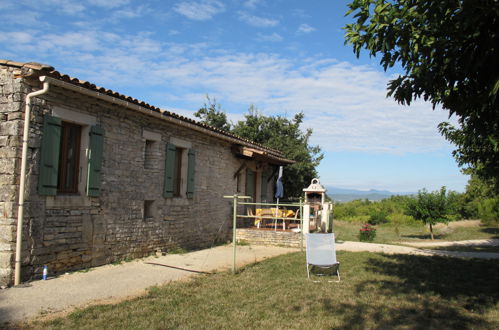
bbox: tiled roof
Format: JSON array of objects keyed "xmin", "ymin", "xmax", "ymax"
[{"xmin": 0, "ymin": 59, "xmax": 293, "ymax": 164}]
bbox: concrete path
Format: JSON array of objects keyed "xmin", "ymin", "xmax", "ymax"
[
  {"xmin": 0, "ymin": 245, "xmax": 297, "ymax": 326},
  {"xmin": 2, "ymin": 239, "xmax": 498, "ymax": 326}
]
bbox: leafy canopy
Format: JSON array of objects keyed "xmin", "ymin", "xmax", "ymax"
[
  {"xmin": 344, "ymin": 0, "xmax": 499, "ymax": 191},
  {"xmin": 407, "ymin": 187, "xmax": 450, "ymax": 239},
  {"xmin": 194, "ymin": 99, "xmax": 323, "ymax": 198},
  {"xmin": 232, "ymin": 106, "xmax": 323, "ymax": 198},
  {"xmin": 194, "ymin": 96, "xmax": 232, "ymax": 132}
]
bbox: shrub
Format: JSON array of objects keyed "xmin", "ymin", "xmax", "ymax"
[
  {"xmin": 477, "ymin": 198, "xmax": 499, "ymax": 225},
  {"xmin": 368, "ymin": 209, "xmax": 389, "ymax": 225},
  {"xmin": 359, "ymin": 223, "xmax": 376, "ymax": 242}
]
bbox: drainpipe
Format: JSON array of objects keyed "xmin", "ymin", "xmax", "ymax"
[{"xmin": 14, "ymin": 81, "xmax": 50, "ymax": 286}]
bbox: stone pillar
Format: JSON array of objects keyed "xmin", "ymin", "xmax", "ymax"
[{"xmin": 303, "ymin": 204, "xmax": 310, "ymax": 234}]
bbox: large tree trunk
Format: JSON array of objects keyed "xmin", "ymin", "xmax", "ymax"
[{"xmin": 429, "ymin": 223, "xmax": 434, "ymax": 240}]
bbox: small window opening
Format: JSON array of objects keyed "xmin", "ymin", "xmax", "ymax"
[{"xmin": 144, "ymin": 200, "xmax": 155, "ymax": 219}]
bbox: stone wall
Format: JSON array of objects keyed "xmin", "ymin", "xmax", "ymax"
[
  {"xmin": 0, "ymin": 67, "xmax": 276, "ymax": 285},
  {"xmin": 236, "ymin": 228, "xmax": 303, "ymax": 248},
  {"xmin": 0, "ymin": 65, "xmax": 24, "ymax": 286}
]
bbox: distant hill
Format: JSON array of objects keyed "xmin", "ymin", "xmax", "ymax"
[{"xmin": 325, "ymin": 186, "xmax": 414, "ymax": 202}]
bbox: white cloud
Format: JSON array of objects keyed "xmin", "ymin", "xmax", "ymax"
[
  {"xmin": 173, "ymin": 0, "xmax": 225, "ymax": 21},
  {"xmin": 0, "ymin": 27, "xmax": 456, "ymax": 155},
  {"xmin": 256, "ymin": 32, "xmax": 283, "ymax": 42},
  {"xmin": 88, "ymin": 0, "xmax": 130, "ymax": 8},
  {"xmin": 40, "ymin": 0, "xmax": 86, "ymax": 15},
  {"xmin": 243, "ymin": 0, "xmax": 264, "ymax": 9},
  {"xmin": 110, "ymin": 5, "xmax": 151, "ymax": 20},
  {"xmin": 0, "ymin": 32, "xmax": 34, "ymax": 44},
  {"xmin": 297, "ymin": 23, "xmax": 315, "ymax": 34},
  {"xmin": 238, "ymin": 11, "xmax": 278, "ymax": 27}
]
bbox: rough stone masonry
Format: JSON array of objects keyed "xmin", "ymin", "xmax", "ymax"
[{"xmin": 0, "ymin": 61, "xmax": 285, "ymax": 285}]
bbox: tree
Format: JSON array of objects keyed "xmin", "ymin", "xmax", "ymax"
[
  {"xmin": 344, "ymin": 0, "xmax": 499, "ymax": 192},
  {"xmin": 461, "ymin": 173, "xmax": 499, "ymax": 224},
  {"xmin": 231, "ymin": 107, "xmax": 323, "ymax": 198},
  {"xmin": 407, "ymin": 187, "xmax": 450, "ymax": 240},
  {"xmin": 194, "ymin": 95, "xmax": 232, "ymax": 132}
]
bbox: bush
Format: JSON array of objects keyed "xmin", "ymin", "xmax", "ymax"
[
  {"xmin": 387, "ymin": 213, "xmax": 417, "ymax": 225},
  {"xmin": 368, "ymin": 209, "xmax": 389, "ymax": 225},
  {"xmin": 477, "ymin": 198, "xmax": 499, "ymax": 225},
  {"xmin": 359, "ymin": 223, "xmax": 376, "ymax": 242},
  {"xmin": 342, "ymin": 215, "xmax": 370, "ymax": 223}
]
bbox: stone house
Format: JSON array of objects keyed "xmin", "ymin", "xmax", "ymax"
[{"xmin": 0, "ymin": 60, "xmax": 293, "ymax": 286}]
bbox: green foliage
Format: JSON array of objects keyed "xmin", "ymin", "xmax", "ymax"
[
  {"xmin": 193, "ymin": 95, "xmax": 232, "ymax": 132},
  {"xmin": 232, "ymin": 106, "xmax": 323, "ymax": 198},
  {"xmin": 194, "ymin": 99, "xmax": 323, "ymax": 199},
  {"xmin": 344, "ymin": 0, "xmax": 499, "ymax": 192},
  {"xmin": 406, "ymin": 187, "xmax": 451, "ymax": 239},
  {"xmin": 334, "ymin": 195, "xmax": 414, "ymax": 224},
  {"xmin": 460, "ymin": 173, "xmax": 499, "ymax": 221},
  {"xmin": 477, "ymin": 198, "xmax": 499, "ymax": 225},
  {"xmin": 368, "ymin": 207, "xmax": 389, "ymax": 225}
]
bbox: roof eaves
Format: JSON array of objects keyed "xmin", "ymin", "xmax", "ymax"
[{"xmin": 0, "ymin": 59, "xmax": 291, "ymax": 161}]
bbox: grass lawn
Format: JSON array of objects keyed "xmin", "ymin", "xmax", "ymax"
[
  {"xmin": 28, "ymin": 251, "xmax": 499, "ymax": 329},
  {"xmin": 334, "ymin": 220, "xmax": 499, "ymax": 244}
]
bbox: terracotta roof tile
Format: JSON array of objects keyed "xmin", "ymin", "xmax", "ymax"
[{"xmin": 0, "ymin": 59, "xmax": 292, "ymax": 163}]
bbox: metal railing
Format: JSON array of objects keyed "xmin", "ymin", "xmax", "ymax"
[{"xmin": 223, "ymin": 195, "xmax": 304, "ymax": 273}]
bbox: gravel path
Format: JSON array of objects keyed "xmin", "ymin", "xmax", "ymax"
[{"xmin": 2, "ymin": 239, "xmax": 498, "ymax": 326}]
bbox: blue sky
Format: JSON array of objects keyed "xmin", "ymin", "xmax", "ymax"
[{"xmin": 0, "ymin": 0, "xmax": 468, "ymax": 192}]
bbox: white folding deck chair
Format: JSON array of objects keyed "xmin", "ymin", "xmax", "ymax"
[{"xmin": 306, "ymin": 233, "xmax": 340, "ymax": 282}]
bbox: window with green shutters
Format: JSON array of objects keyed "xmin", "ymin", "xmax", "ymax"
[
  {"xmin": 164, "ymin": 143, "xmax": 176, "ymax": 198},
  {"xmin": 38, "ymin": 114, "xmax": 104, "ymax": 197},
  {"xmin": 86, "ymin": 125, "xmax": 104, "ymax": 197},
  {"xmin": 164, "ymin": 143, "xmax": 195, "ymax": 199},
  {"xmin": 38, "ymin": 115, "xmax": 62, "ymax": 195},
  {"xmin": 186, "ymin": 149, "xmax": 195, "ymax": 199}
]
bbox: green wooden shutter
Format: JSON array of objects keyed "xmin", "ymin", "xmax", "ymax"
[
  {"xmin": 246, "ymin": 168, "xmax": 254, "ymax": 199},
  {"xmin": 87, "ymin": 125, "xmax": 104, "ymax": 197},
  {"xmin": 260, "ymin": 171, "xmax": 268, "ymax": 202},
  {"xmin": 38, "ymin": 115, "xmax": 62, "ymax": 195},
  {"xmin": 164, "ymin": 143, "xmax": 176, "ymax": 198},
  {"xmin": 186, "ymin": 149, "xmax": 195, "ymax": 199}
]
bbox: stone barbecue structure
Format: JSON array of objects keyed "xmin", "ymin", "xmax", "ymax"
[{"xmin": 0, "ymin": 59, "xmax": 293, "ymax": 286}]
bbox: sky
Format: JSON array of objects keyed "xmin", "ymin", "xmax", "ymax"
[{"xmin": 0, "ymin": 0, "xmax": 469, "ymax": 193}]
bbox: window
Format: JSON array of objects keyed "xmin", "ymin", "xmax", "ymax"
[
  {"xmin": 144, "ymin": 200, "xmax": 155, "ymax": 219},
  {"xmin": 38, "ymin": 113, "xmax": 104, "ymax": 197},
  {"xmin": 164, "ymin": 140, "xmax": 195, "ymax": 199},
  {"xmin": 58, "ymin": 122, "xmax": 82, "ymax": 193}
]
